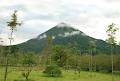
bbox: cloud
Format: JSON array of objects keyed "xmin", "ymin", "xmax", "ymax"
[
  {"xmin": 104, "ymin": 0, "xmax": 120, "ymax": 2},
  {"xmin": 0, "ymin": 0, "xmax": 120, "ymax": 45}
]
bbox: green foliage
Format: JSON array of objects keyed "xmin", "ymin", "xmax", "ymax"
[
  {"xmin": 3, "ymin": 10, "xmax": 22, "ymax": 81},
  {"xmin": 106, "ymin": 23, "xmax": 118, "ymax": 46},
  {"xmin": 22, "ymin": 52, "xmax": 36, "ymax": 66},
  {"xmin": 7, "ymin": 10, "xmax": 22, "ymax": 31},
  {"xmin": 21, "ymin": 52, "xmax": 36, "ymax": 81},
  {"xmin": 43, "ymin": 64, "xmax": 62, "ymax": 77},
  {"xmin": 88, "ymin": 40, "xmax": 96, "ymax": 54},
  {"xmin": 106, "ymin": 23, "xmax": 119, "ymax": 81},
  {"xmin": 40, "ymin": 35, "xmax": 53, "ymax": 66},
  {"xmin": 52, "ymin": 45, "xmax": 68, "ymax": 67}
]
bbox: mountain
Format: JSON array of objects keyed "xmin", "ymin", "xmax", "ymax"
[{"xmin": 18, "ymin": 22, "xmax": 120, "ymax": 54}]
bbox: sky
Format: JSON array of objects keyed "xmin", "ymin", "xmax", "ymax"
[{"xmin": 0, "ymin": 0, "xmax": 120, "ymax": 45}]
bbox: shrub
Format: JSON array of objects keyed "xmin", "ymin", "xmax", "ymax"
[{"xmin": 43, "ymin": 64, "xmax": 62, "ymax": 77}]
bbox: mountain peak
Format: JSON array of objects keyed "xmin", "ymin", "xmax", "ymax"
[
  {"xmin": 37, "ymin": 23, "xmax": 87, "ymax": 40},
  {"xmin": 56, "ymin": 22, "xmax": 71, "ymax": 28},
  {"xmin": 54, "ymin": 22, "xmax": 80, "ymax": 32}
]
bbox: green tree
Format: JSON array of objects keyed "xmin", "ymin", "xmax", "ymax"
[
  {"xmin": 68, "ymin": 43, "xmax": 81, "ymax": 75},
  {"xmin": 0, "ymin": 38, "xmax": 4, "ymax": 66},
  {"xmin": 41, "ymin": 36, "xmax": 53, "ymax": 66},
  {"xmin": 88, "ymin": 40, "xmax": 96, "ymax": 76},
  {"xmin": 21, "ymin": 52, "xmax": 36, "ymax": 81},
  {"xmin": 52, "ymin": 45, "xmax": 68, "ymax": 67},
  {"xmin": 106, "ymin": 23, "xmax": 118, "ymax": 81},
  {"xmin": 4, "ymin": 10, "xmax": 22, "ymax": 81}
]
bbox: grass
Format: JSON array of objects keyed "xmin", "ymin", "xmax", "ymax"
[{"xmin": 0, "ymin": 67, "xmax": 120, "ymax": 81}]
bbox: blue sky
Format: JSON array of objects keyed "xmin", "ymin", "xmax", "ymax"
[{"xmin": 0, "ymin": 0, "xmax": 120, "ymax": 45}]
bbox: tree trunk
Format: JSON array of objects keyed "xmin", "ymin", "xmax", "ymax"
[
  {"xmin": 4, "ymin": 57, "xmax": 8, "ymax": 81},
  {"xmin": 111, "ymin": 46, "xmax": 114, "ymax": 81},
  {"xmin": 89, "ymin": 50, "xmax": 93, "ymax": 77},
  {"xmin": 90, "ymin": 52, "xmax": 93, "ymax": 76}
]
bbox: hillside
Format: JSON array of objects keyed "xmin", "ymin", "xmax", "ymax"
[{"xmin": 18, "ymin": 22, "xmax": 120, "ymax": 54}]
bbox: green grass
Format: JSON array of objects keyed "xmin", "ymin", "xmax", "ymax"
[{"xmin": 0, "ymin": 67, "xmax": 120, "ymax": 81}]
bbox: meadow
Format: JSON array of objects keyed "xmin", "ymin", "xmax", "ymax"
[{"xmin": 0, "ymin": 67, "xmax": 120, "ymax": 81}]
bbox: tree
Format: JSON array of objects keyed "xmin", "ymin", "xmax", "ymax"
[
  {"xmin": 4, "ymin": 10, "xmax": 22, "ymax": 81},
  {"xmin": 21, "ymin": 52, "xmax": 36, "ymax": 81},
  {"xmin": 88, "ymin": 40, "xmax": 96, "ymax": 76},
  {"xmin": 106, "ymin": 23, "xmax": 118, "ymax": 81},
  {"xmin": 0, "ymin": 37, "xmax": 4, "ymax": 55},
  {"xmin": 0, "ymin": 38, "xmax": 4, "ymax": 66},
  {"xmin": 41, "ymin": 36, "xmax": 53, "ymax": 66},
  {"xmin": 52, "ymin": 45, "xmax": 68, "ymax": 67},
  {"xmin": 68, "ymin": 43, "xmax": 81, "ymax": 75}
]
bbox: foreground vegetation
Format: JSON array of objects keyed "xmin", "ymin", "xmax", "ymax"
[
  {"xmin": 0, "ymin": 44, "xmax": 120, "ymax": 81},
  {"xmin": 0, "ymin": 67, "xmax": 120, "ymax": 81}
]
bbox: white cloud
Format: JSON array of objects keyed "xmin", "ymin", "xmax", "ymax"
[
  {"xmin": 64, "ymin": 31, "xmax": 80, "ymax": 37},
  {"xmin": 39, "ymin": 34, "xmax": 47, "ymax": 40},
  {"xmin": 0, "ymin": 0, "xmax": 120, "ymax": 45}
]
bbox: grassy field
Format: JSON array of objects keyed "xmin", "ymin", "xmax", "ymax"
[{"xmin": 0, "ymin": 67, "xmax": 120, "ymax": 81}]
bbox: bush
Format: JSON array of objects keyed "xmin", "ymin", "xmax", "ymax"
[{"xmin": 43, "ymin": 64, "xmax": 62, "ymax": 77}]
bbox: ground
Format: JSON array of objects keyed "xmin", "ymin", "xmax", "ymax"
[{"xmin": 0, "ymin": 67, "xmax": 120, "ymax": 81}]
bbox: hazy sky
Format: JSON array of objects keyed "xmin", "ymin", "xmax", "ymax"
[{"xmin": 0, "ymin": 0, "xmax": 120, "ymax": 45}]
